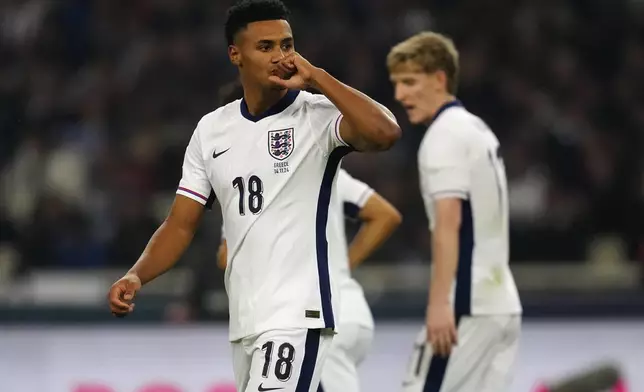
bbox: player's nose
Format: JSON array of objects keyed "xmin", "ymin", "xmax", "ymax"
[
  {"xmin": 394, "ymin": 85, "xmax": 406, "ymax": 102},
  {"xmin": 270, "ymin": 48, "xmax": 286, "ymax": 63}
]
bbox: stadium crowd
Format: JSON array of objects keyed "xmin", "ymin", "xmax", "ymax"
[{"xmin": 1, "ymin": 0, "xmax": 643, "ymax": 273}]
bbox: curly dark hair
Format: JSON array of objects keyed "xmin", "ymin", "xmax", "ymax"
[{"xmin": 225, "ymin": 0, "xmax": 291, "ymax": 45}]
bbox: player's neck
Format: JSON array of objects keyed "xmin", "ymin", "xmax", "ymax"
[
  {"xmin": 243, "ymin": 86, "xmax": 289, "ymax": 116},
  {"xmin": 426, "ymin": 94, "xmax": 457, "ymax": 123},
  {"xmin": 432, "ymin": 94, "xmax": 456, "ymax": 114}
]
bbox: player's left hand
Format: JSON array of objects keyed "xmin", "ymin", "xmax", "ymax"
[
  {"xmin": 268, "ymin": 52, "xmax": 319, "ymax": 90},
  {"xmin": 426, "ymin": 303, "xmax": 458, "ymax": 357}
]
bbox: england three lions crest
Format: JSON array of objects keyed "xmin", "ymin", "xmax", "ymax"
[{"xmin": 268, "ymin": 128, "xmax": 294, "ymax": 161}]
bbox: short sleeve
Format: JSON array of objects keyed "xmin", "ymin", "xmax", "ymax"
[
  {"xmin": 176, "ymin": 123, "xmax": 213, "ymax": 206},
  {"xmin": 418, "ymin": 126, "xmax": 470, "ymax": 201},
  {"xmin": 338, "ymin": 169, "xmax": 374, "ymax": 219},
  {"xmin": 306, "ymin": 94, "xmax": 350, "ymax": 153}
]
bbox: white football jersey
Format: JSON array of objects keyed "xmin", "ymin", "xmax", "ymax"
[
  {"xmin": 332, "ymin": 169, "xmax": 375, "ymax": 329},
  {"xmin": 177, "ymin": 90, "xmax": 353, "ymax": 341},
  {"xmin": 418, "ymin": 100, "xmax": 522, "ymax": 316},
  {"xmin": 219, "ymin": 168, "xmax": 376, "ymax": 330}
]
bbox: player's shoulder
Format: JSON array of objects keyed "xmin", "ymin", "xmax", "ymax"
[
  {"xmin": 337, "ymin": 168, "xmax": 350, "ymax": 181},
  {"xmin": 337, "ymin": 168, "xmax": 358, "ymax": 187},
  {"xmin": 195, "ymin": 100, "xmax": 243, "ymax": 134},
  {"xmin": 337, "ymin": 168, "xmax": 373, "ymax": 205},
  {"xmin": 419, "ymin": 106, "xmax": 480, "ymax": 165},
  {"xmin": 339, "ymin": 168, "xmax": 369, "ymax": 188},
  {"xmin": 425, "ymin": 105, "xmax": 493, "ymax": 146},
  {"xmin": 430, "ymin": 106, "xmax": 479, "ymax": 135}
]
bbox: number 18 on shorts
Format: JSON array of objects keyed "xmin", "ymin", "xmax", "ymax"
[{"xmin": 232, "ymin": 328, "xmax": 333, "ymax": 392}]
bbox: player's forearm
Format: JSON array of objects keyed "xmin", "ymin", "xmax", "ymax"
[
  {"xmin": 128, "ymin": 221, "xmax": 195, "ymax": 285},
  {"xmin": 348, "ymin": 218, "xmax": 399, "ymax": 269},
  {"xmin": 429, "ymin": 227, "xmax": 459, "ymax": 307},
  {"xmin": 309, "ymin": 68, "xmax": 400, "ymax": 150}
]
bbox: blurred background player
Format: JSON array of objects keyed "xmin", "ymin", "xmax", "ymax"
[
  {"xmin": 219, "ymin": 167, "xmax": 402, "ymax": 392},
  {"xmin": 107, "ymin": 0, "xmax": 401, "ymax": 391},
  {"xmin": 388, "ymin": 32, "xmax": 522, "ymax": 392}
]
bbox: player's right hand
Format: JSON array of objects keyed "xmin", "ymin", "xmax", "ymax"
[
  {"xmin": 426, "ymin": 302, "xmax": 458, "ymax": 357},
  {"xmin": 108, "ymin": 273, "xmax": 141, "ymax": 317},
  {"xmin": 269, "ymin": 52, "xmax": 318, "ymax": 90}
]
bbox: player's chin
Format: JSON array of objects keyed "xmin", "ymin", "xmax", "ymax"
[
  {"xmin": 268, "ymin": 80, "xmax": 288, "ymax": 91},
  {"xmin": 406, "ymin": 114, "xmax": 422, "ymax": 125},
  {"xmin": 408, "ymin": 111, "xmax": 430, "ymax": 125}
]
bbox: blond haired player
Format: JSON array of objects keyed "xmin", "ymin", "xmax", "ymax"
[
  {"xmin": 387, "ymin": 32, "xmax": 522, "ymax": 392},
  {"xmin": 219, "ymin": 168, "xmax": 402, "ymax": 392}
]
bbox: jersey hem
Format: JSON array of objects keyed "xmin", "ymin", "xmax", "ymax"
[
  {"xmin": 464, "ymin": 308, "xmax": 523, "ymax": 316},
  {"xmin": 356, "ymin": 188, "xmax": 375, "ymax": 207},
  {"xmin": 431, "ymin": 190, "xmax": 468, "ymax": 200},
  {"xmin": 228, "ymin": 320, "xmax": 335, "ymax": 342},
  {"xmin": 334, "ymin": 114, "xmax": 350, "ymax": 147},
  {"xmin": 176, "ymin": 188, "xmax": 208, "ymax": 205}
]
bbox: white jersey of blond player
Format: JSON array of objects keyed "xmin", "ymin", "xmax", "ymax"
[
  {"xmin": 402, "ymin": 100, "xmax": 522, "ymax": 392},
  {"xmin": 177, "ymin": 90, "xmax": 352, "ymax": 342},
  {"xmin": 418, "ymin": 100, "xmax": 521, "ymax": 317}
]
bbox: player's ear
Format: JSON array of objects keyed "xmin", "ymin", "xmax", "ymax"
[
  {"xmin": 229, "ymin": 45, "xmax": 242, "ymax": 67},
  {"xmin": 434, "ymin": 70, "xmax": 448, "ymax": 92}
]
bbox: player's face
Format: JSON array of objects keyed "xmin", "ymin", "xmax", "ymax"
[
  {"xmin": 390, "ymin": 63, "xmax": 444, "ymax": 125},
  {"xmin": 229, "ymin": 20, "xmax": 295, "ymax": 90}
]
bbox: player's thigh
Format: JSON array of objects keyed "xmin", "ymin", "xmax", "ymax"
[
  {"xmin": 319, "ymin": 324, "xmax": 373, "ymax": 392},
  {"xmin": 245, "ymin": 328, "xmax": 333, "ymax": 392},
  {"xmin": 232, "ymin": 340, "xmax": 252, "ymax": 392},
  {"xmin": 334, "ymin": 324, "xmax": 374, "ymax": 365},
  {"xmin": 319, "ymin": 344, "xmax": 358, "ymax": 392},
  {"xmin": 480, "ymin": 315, "xmax": 522, "ymax": 392},
  {"xmin": 401, "ymin": 317, "xmax": 503, "ymax": 392},
  {"xmin": 350, "ymin": 325, "xmax": 374, "ymax": 366}
]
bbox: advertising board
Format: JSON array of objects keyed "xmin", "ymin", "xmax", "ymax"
[{"xmin": 0, "ymin": 321, "xmax": 641, "ymax": 391}]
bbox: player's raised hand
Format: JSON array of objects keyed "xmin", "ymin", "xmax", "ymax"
[
  {"xmin": 426, "ymin": 303, "xmax": 458, "ymax": 357},
  {"xmin": 108, "ymin": 273, "xmax": 141, "ymax": 317},
  {"xmin": 268, "ymin": 52, "xmax": 317, "ymax": 90}
]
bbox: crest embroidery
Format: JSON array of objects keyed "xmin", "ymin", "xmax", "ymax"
[{"xmin": 268, "ymin": 128, "xmax": 294, "ymax": 160}]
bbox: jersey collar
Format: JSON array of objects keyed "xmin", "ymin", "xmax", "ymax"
[
  {"xmin": 240, "ymin": 90, "xmax": 300, "ymax": 122},
  {"xmin": 430, "ymin": 99, "xmax": 463, "ymax": 125}
]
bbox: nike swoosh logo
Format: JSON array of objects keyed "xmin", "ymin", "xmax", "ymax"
[
  {"xmin": 258, "ymin": 384, "xmax": 284, "ymax": 391},
  {"xmin": 213, "ymin": 148, "xmax": 230, "ymax": 159}
]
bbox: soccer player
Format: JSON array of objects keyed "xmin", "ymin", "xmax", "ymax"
[
  {"xmin": 218, "ymin": 168, "xmax": 402, "ymax": 392},
  {"xmin": 107, "ymin": 0, "xmax": 400, "ymax": 391},
  {"xmin": 387, "ymin": 32, "xmax": 522, "ymax": 392}
]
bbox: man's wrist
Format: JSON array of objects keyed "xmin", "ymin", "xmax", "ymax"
[
  {"xmin": 429, "ymin": 294, "xmax": 450, "ymax": 308},
  {"xmin": 308, "ymin": 67, "xmax": 328, "ymax": 90}
]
